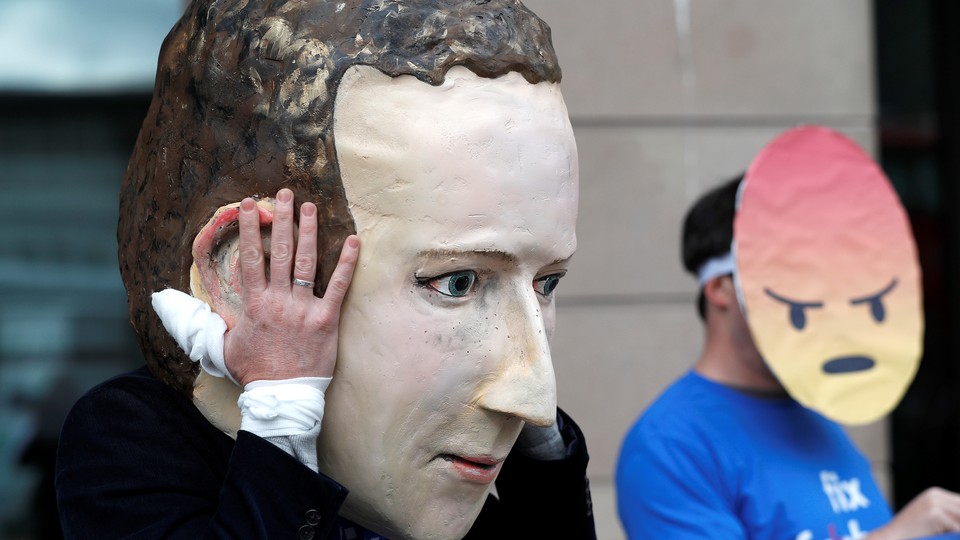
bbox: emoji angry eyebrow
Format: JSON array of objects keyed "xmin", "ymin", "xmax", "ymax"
[
  {"xmin": 850, "ymin": 278, "xmax": 898, "ymax": 305},
  {"xmin": 764, "ymin": 288, "xmax": 824, "ymax": 308}
]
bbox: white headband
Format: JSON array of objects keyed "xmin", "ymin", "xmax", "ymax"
[{"xmin": 697, "ymin": 252, "xmax": 735, "ymax": 286}]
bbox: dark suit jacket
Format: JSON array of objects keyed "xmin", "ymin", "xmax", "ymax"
[{"xmin": 56, "ymin": 367, "xmax": 595, "ymax": 539}]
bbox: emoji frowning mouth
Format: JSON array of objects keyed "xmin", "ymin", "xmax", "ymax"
[{"xmin": 822, "ymin": 356, "xmax": 876, "ymax": 374}]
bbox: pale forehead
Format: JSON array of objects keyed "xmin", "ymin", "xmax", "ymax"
[{"xmin": 332, "ymin": 64, "xmax": 577, "ymax": 202}]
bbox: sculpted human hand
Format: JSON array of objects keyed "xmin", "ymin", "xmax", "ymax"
[
  {"xmin": 223, "ymin": 188, "xmax": 360, "ymax": 387},
  {"xmin": 867, "ymin": 487, "xmax": 960, "ymax": 540},
  {"xmin": 516, "ymin": 420, "xmax": 566, "ymax": 460}
]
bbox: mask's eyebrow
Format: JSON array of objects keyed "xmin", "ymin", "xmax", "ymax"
[
  {"xmin": 764, "ymin": 288, "xmax": 824, "ymax": 308},
  {"xmin": 850, "ymin": 278, "xmax": 898, "ymax": 305},
  {"xmin": 416, "ymin": 248, "xmax": 517, "ymax": 264}
]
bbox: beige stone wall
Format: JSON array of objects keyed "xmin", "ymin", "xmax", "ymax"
[{"xmin": 521, "ymin": 1, "xmax": 883, "ymax": 538}]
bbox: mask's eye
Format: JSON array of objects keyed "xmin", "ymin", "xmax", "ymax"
[
  {"xmin": 850, "ymin": 278, "xmax": 897, "ymax": 323},
  {"xmin": 534, "ymin": 272, "xmax": 565, "ymax": 298},
  {"xmin": 422, "ymin": 270, "xmax": 477, "ymax": 298},
  {"xmin": 764, "ymin": 288, "xmax": 824, "ymax": 331}
]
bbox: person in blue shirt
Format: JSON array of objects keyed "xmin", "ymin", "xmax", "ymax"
[{"xmin": 616, "ymin": 176, "xmax": 960, "ymax": 540}]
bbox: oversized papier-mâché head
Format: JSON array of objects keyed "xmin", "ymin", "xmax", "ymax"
[
  {"xmin": 734, "ymin": 125, "xmax": 922, "ymax": 425},
  {"xmin": 118, "ymin": 0, "xmax": 578, "ymax": 538}
]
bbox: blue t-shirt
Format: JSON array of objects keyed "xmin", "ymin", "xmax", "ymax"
[{"xmin": 615, "ymin": 371, "xmax": 892, "ymax": 539}]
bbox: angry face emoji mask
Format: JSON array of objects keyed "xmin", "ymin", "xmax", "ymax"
[{"xmin": 734, "ymin": 125, "xmax": 923, "ymax": 425}]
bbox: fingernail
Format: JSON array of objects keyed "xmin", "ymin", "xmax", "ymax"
[
  {"xmin": 347, "ymin": 236, "xmax": 359, "ymax": 248},
  {"xmin": 301, "ymin": 203, "xmax": 316, "ymax": 217},
  {"xmin": 240, "ymin": 198, "xmax": 256, "ymax": 211},
  {"xmin": 278, "ymin": 188, "xmax": 293, "ymax": 203}
]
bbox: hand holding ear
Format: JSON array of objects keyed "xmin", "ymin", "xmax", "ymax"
[{"xmin": 223, "ymin": 188, "xmax": 360, "ymax": 387}]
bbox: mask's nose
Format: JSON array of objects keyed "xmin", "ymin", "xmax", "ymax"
[{"xmin": 476, "ymin": 284, "xmax": 557, "ymax": 426}]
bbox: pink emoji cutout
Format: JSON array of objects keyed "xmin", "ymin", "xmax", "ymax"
[{"xmin": 735, "ymin": 125, "xmax": 923, "ymax": 425}]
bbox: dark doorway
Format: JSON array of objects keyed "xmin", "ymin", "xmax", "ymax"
[{"xmin": 877, "ymin": 0, "xmax": 960, "ymax": 508}]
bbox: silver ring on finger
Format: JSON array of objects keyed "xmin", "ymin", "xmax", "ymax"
[{"xmin": 292, "ymin": 278, "xmax": 315, "ymax": 289}]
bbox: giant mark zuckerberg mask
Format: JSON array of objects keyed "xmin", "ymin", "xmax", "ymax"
[{"xmin": 118, "ymin": 0, "xmax": 577, "ymax": 538}]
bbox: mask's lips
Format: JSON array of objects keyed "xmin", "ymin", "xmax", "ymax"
[
  {"xmin": 438, "ymin": 454, "xmax": 499, "ymax": 467},
  {"xmin": 434, "ymin": 453, "xmax": 504, "ymax": 484}
]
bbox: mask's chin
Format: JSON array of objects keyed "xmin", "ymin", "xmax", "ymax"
[
  {"xmin": 346, "ymin": 502, "xmax": 485, "ymax": 540},
  {"xmin": 332, "ymin": 466, "xmax": 492, "ymax": 540}
]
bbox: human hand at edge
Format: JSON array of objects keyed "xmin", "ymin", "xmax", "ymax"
[
  {"xmin": 223, "ymin": 188, "xmax": 360, "ymax": 387},
  {"xmin": 867, "ymin": 487, "xmax": 960, "ymax": 540}
]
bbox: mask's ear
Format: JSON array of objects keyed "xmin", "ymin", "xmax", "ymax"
[
  {"xmin": 189, "ymin": 198, "xmax": 277, "ymax": 329},
  {"xmin": 189, "ymin": 199, "xmax": 277, "ymax": 438}
]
